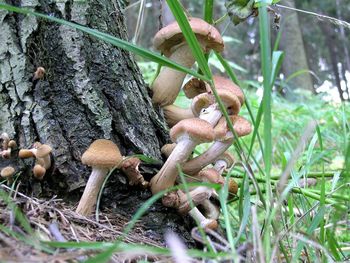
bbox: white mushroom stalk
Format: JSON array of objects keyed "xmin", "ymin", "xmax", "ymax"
[
  {"xmin": 152, "ymin": 43, "xmax": 197, "ymax": 106},
  {"xmin": 188, "ymin": 207, "xmax": 218, "ymax": 229},
  {"xmin": 183, "ymin": 140, "xmax": 231, "ymax": 175},
  {"xmin": 76, "ymin": 167, "xmax": 109, "ymax": 215},
  {"xmin": 150, "ymin": 118, "xmax": 214, "ymax": 194},
  {"xmin": 163, "ymin": 104, "xmax": 195, "ymax": 127},
  {"xmin": 201, "ymin": 200, "xmax": 220, "ymax": 220}
]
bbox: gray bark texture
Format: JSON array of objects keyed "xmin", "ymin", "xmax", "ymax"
[
  {"xmin": 279, "ymin": 0, "xmax": 314, "ymax": 99},
  {"xmin": 0, "ymin": 0, "xmax": 198, "ymax": 245},
  {"xmin": 0, "ymin": 0, "xmax": 168, "ymax": 191}
]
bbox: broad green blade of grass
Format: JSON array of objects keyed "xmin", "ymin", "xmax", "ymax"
[
  {"xmin": 258, "ymin": 1, "xmax": 273, "ymax": 259},
  {"xmin": 219, "ymin": 171, "xmax": 239, "ymax": 260},
  {"xmin": 0, "ymin": 4, "xmax": 209, "ymax": 82},
  {"xmin": 166, "ymin": 0, "xmax": 212, "ymax": 79},
  {"xmin": 270, "ymin": 51, "xmax": 284, "ymax": 85},
  {"xmin": 291, "ymin": 207, "xmax": 326, "ymax": 262},
  {"xmin": 204, "ymin": 0, "xmax": 214, "ymax": 23}
]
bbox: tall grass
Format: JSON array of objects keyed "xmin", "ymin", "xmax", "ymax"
[{"xmin": 0, "ymin": 1, "xmax": 349, "ymax": 262}]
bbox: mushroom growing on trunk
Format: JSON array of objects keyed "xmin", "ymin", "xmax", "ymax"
[{"xmin": 152, "ymin": 18, "xmax": 224, "ymax": 107}]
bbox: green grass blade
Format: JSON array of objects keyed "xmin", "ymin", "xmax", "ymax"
[
  {"xmin": 0, "ymin": 4, "xmax": 209, "ymax": 82},
  {"xmin": 204, "ymin": 0, "xmax": 214, "ymax": 23},
  {"xmin": 166, "ymin": 0, "xmax": 212, "ymax": 78}
]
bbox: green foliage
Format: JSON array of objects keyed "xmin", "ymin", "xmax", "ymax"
[{"xmin": 0, "ymin": 1, "xmax": 349, "ymax": 262}]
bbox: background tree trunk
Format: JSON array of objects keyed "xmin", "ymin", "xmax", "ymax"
[
  {"xmin": 279, "ymin": 0, "xmax": 314, "ymax": 100},
  {"xmin": 0, "ymin": 0, "xmax": 196, "ymax": 245}
]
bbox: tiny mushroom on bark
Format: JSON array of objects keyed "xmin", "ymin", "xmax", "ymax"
[
  {"xmin": 152, "ymin": 18, "xmax": 224, "ymax": 107},
  {"xmin": 33, "ymin": 164, "xmax": 46, "ymax": 180},
  {"xmin": 1, "ymin": 140, "xmax": 17, "ymax": 159},
  {"xmin": 1, "ymin": 166, "xmax": 15, "ymax": 184},
  {"xmin": 36, "ymin": 144, "xmax": 52, "ymax": 169},
  {"xmin": 76, "ymin": 139, "xmax": 123, "ymax": 216},
  {"xmin": 150, "ymin": 118, "xmax": 215, "ymax": 194}
]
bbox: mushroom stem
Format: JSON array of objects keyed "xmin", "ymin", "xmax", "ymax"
[
  {"xmin": 163, "ymin": 105, "xmax": 195, "ymax": 127},
  {"xmin": 188, "ymin": 207, "xmax": 218, "ymax": 229},
  {"xmin": 213, "ymin": 159, "xmax": 228, "ymax": 175},
  {"xmin": 150, "ymin": 138, "xmax": 197, "ymax": 194},
  {"xmin": 152, "ymin": 43, "xmax": 196, "ymax": 107},
  {"xmin": 197, "ymin": 103, "xmax": 222, "ymax": 126},
  {"xmin": 182, "ymin": 140, "xmax": 231, "ymax": 175},
  {"xmin": 178, "ymin": 186, "xmax": 213, "ymax": 214},
  {"xmin": 76, "ymin": 167, "xmax": 109, "ymax": 216},
  {"xmin": 201, "ymin": 200, "xmax": 220, "ymax": 220}
]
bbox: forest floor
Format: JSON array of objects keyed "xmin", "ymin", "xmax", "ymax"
[{"xmin": 0, "ymin": 184, "xmax": 170, "ymax": 262}]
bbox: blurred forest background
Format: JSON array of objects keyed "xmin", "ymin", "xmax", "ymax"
[{"xmin": 125, "ymin": 0, "xmax": 350, "ymax": 103}]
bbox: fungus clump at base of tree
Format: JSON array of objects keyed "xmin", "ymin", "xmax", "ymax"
[{"xmin": 152, "ymin": 17, "xmax": 224, "ymax": 107}]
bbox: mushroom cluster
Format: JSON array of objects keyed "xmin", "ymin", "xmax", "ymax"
[
  {"xmin": 149, "ymin": 18, "xmax": 253, "ymax": 229},
  {"xmin": 0, "ymin": 132, "xmax": 55, "ymax": 182}
]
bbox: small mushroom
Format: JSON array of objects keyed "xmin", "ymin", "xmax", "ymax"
[
  {"xmin": 36, "ymin": 144, "xmax": 52, "ymax": 169},
  {"xmin": 33, "ymin": 164, "xmax": 46, "ymax": 180},
  {"xmin": 32, "ymin": 67, "xmax": 46, "ymax": 81},
  {"xmin": 1, "ymin": 166, "xmax": 15, "ymax": 184},
  {"xmin": 120, "ymin": 157, "xmax": 148, "ymax": 188},
  {"xmin": 1, "ymin": 140, "xmax": 17, "ymax": 159},
  {"xmin": 152, "ymin": 18, "xmax": 224, "ymax": 107},
  {"xmin": 150, "ymin": 118, "xmax": 215, "ymax": 194},
  {"xmin": 76, "ymin": 139, "xmax": 123, "ymax": 216}
]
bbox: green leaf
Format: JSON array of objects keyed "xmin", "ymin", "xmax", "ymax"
[
  {"xmin": 166, "ymin": 0, "xmax": 212, "ymax": 79},
  {"xmin": 225, "ymin": 0, "xmax": 256, "ymax": 25}
]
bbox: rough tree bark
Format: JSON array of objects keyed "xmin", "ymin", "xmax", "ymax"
[
  {"xmin": 279, "ymin": 0, "xmax": 314, "ymax": 100},
  {"xmin": 0, "ymin": 0, "xmax": 194, "ymax": 244}
]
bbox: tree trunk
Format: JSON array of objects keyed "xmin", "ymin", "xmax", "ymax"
[
  {"xmin": 0, "ymin": 0, "xmax": 195, "ymax": 245},
  {"xmin": 279, "ymin": 0, "xmax": 314, "ymax": 100},
  {"xmin": 319, "ymin": 22, "xmax": 345, "ymax": 101}
]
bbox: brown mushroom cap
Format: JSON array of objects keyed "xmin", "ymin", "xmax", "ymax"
[
  {"xmin": 19, "ymin": 149, "xmax": 35, "ymax": 159},
  {"xmin": 228, "ymin": 178, "xmax": 238, "ymax": 195},
  {"xmin": 153, "ymin": 17, "xmax": 224, "ymax": 57},
  {"xmin": 33, "ymin": 164, "xmax": 46, "ymax": 180},
  {"xmin": 170, "ymin": 118, "xmax": 215, "ymax": 144},
  {"xmin": 216, "ymin": 116, "xmax": 252, "ymax": 142},
  {"xmin": 1, "ymin": 166, "xmax": 15, "ymax": 179},
  {"xmin": 216, "ymin": 89, "xmax": 241, "ymax": 115},
  {"xmin": 8, "ymin": 140, "xmax": 17, "ymax": 149},
  {"xmin": 81, "ymin": 139, "xmax": 123, "ymax": 168},
  {"xmin": 36, "ymin": 144, "xmax": 52, "ymax": 158},
  {"xmin": 183, "ymin": 78, "xmax": 211, "ymax": 99},
  {"xmin": 213, "ymin": 76, "xmax": 244, "ymax": 105}
]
